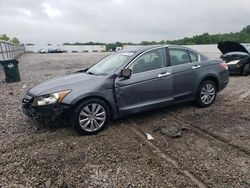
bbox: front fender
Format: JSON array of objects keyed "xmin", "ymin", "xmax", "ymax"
[
  {"xmin": 63, "ymin": 89, "xmax": 119, "ymax": 119},
  {"xmin": 69, "ymin": 91, "xmax": 111, "ymax": 105}
]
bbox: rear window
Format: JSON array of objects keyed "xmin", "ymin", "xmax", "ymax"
[{"xmin": 169, "ymin": 49, "xmax": 191, "ymax": 66}]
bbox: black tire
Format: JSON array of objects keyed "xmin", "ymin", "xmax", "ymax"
[
  {"xmin": 196, "ymin": 80, "xmax": 217, "ymax": 108},
  {"xmin": 72, "ymin": 98, "xmax": 111, "ymax": 135},
  {"xmin": 242, "ymin": 64, "xmax": 249, "ymax": 76}
]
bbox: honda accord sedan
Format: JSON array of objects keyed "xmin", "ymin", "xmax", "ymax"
[
  {"xmin": 218, "ymin": 41, "xmax": 250, "ymax": 76},
  {"xmin": 22, "ymin": 46, "xmax": 229, "ymax": 134}
]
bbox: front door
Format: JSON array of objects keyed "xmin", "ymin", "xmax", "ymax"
[{"xmin": 115, "ymin": 48, "xmax": 173, "ymax": 115}]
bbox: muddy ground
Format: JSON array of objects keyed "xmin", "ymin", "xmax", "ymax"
[{"xmin": 0, "ymin": 52, "xmax": 249, "ymax": 187}]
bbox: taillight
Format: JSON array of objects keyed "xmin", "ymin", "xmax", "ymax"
[{"xmin": 220, "ymin": 61, "xmax": 228, "ymax": 70}]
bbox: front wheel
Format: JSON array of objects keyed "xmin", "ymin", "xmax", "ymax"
[
  {"xmin": 72, "ymin": 98, "xmax": 110, "ymax": 135},
  {"xmin": 242, "ymin": 64, "xmax": 249, "ymax": 76},
  {"xmin": 196, "ymin": 80, "xmax": 217, "ymax": 108}
]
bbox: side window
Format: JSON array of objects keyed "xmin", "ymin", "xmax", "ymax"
[
  {"xmin": 129, "ymin": 48, "xmax": 166, "ymax": 74},
  {"xmin": 189, "ymin": 50, "xmax": 199, "ymax": 62},
  {"xmin": 169, "ymin": 49, "xmax": 191, "ymax": 66}
]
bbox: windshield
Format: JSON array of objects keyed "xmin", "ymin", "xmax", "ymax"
[
  {"xmin": 86, "ymin": 52, "xmax": 134, "ymax": 75},
  {"xmin": 247, "ymin": 46, "xmax": 250, "ymax": 53}
]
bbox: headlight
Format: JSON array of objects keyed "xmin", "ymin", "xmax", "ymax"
[
  {"xmin": 32, "ymin": 90, "xmax": 71, "ymax": 106},
  {"xmin": 227, "ymin": 60, "xmax": 240, "ymax": 65}
]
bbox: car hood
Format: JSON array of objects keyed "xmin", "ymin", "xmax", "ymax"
[
  {"xmin": 217, "ymin": 41, "xmax": 250, "ymax": 55},
  {"xmin": 28, "ymin": 73, "xmax": 107, "ymax": 96}
]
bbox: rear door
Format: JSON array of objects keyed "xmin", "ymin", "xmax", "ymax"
[
  {"xmin": 115, "ymin": 47, "xmax": 173, "ymax": 115},
  {"xmin": 168, "ymin": 47, "xmax": 201, "ymax": 100}
]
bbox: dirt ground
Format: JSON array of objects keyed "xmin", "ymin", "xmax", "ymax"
[{"xmin": 0, "ymin": 52, "xmax": 249, "ymax": 187}]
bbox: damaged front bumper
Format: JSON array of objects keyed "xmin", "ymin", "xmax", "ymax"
[
  {"xmin": 22, "ymin": 94, "xmax": 72, "ymax": 125},
  {"xmin": 228, "ymin": 64, "xmax": 242, "ymax": 74}
]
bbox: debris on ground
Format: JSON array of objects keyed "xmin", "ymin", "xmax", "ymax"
[
  {"xmin": 8, "ymin": 91, "xmax": 14, "ymax": 95},
  {"xmin": 154, "ymin": 125, "xmax": 188, "ymax": 138},
  {"xmin": 145, "ymin": 133, "xmax": 154, "ymax": 140}
]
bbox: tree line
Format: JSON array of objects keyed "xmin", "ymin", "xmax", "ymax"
[
  {"xmin": 167, "ymin": 25, "xmax": 250, "ymax": 45},
  {"xmin": 0, "ymin": 34, "xmax": 20, "ymax": 44}
]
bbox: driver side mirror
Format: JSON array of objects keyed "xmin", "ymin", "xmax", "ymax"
[{"xmin": 121, "ymin": 69, "xmax": 132, "ymax": 78}]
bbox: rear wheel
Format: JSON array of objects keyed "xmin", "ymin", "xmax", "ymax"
[
  {"xmin": 242, "ymin": 64, "xmax": 249, "ymax": 76},
  {"xmin": 196, "ymin": 80, "xmax": 217, "ymax": 108},
  {"xmin": 72, "ymin": 98, "xmax": 110, "ymax": 134}
]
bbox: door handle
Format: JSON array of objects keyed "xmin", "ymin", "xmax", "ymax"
[
  {"xmin": 158, "ymin": 72, "xmax": 171, "ymax": 78},
  {"xmin": 192, "ymin": 65, "xmax": 201, "ymax": 69}
]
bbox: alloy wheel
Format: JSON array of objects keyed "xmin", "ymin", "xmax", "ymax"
[
  {"xmin": 200, "ymin": 83, "xmax": 215, "ymax": 105},
  {"xmin": 78, "ymin": 103, "xmax": 106, "ymax": 132}
]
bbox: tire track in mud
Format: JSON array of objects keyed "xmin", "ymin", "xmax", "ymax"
[
  {"xmin": 128, "ymin": 125, "xmax": 208, "ymax": 188},
  {"xmin": 235, "ymin": 90, "xmax": 250, "ymax": 103},
  {"xmin": 167, "ymin": 114, "xmax": 250, "ymax": 156}
]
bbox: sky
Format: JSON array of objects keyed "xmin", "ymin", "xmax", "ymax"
[{"xmin": 0, "ymin": 0, "xmax": 250, "ymax": 45}]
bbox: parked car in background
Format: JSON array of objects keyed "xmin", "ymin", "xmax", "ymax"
[
  {"xmin": 218, "ymin": 41, "xmax": 250, "ymax": 76},
  {"xmin": 22, "ymin": 45, "xmax": 229, "ymax": 134},
  {"xmin": 38, "ymin": 49, "xmax": 46, "ymax": 53},
  {"xmin": 48, "ymin": 49, "xmax": 64, "ymax": 53}
]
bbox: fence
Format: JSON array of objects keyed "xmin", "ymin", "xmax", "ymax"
[{"xmin": 0, "ymin": 40, "xmax": 25, "ymax": 61}]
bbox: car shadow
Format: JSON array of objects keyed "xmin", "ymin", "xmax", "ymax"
[
  {"xmin": 229, "ymin": 74, "xmax": 246, "ymax": 77},
  {"xmin": 27, "ymin": 101, "xmax": 195, "ymax": 134},
  {"xmin": 25, "ymin": 117, "xmax": 73, "ymax": 133},
  {"xmin": 112, "ymin": 101, "xmax": 194, "ymax": 126}
]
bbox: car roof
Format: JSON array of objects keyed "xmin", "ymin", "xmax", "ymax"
[
  {"xmin": 119, "ymin": 45, "xmax": 199, "ymax": 54},
  {"xmin": 117, "ymin": 45, "xmax": 209, "ymax": 61},
  {"xmin": 118, "ymin": 45, "xmax": 161, "ymax": 54}
]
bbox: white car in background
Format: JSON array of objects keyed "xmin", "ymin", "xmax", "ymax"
[{"xmin": 38, "ymin": 49, "xmax": 46, "ymax": 54}]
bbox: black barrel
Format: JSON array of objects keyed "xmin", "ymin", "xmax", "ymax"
[{"xmin": 0, "ymin": 59, "xmax": 21, "ymax": 83}]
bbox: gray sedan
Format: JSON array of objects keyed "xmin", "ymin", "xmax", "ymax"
[{"xmin": 22, "ymin": 46, "xmax": 229, "ymax": 134}]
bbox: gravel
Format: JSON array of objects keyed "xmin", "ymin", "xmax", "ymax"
[{"xmin": 0, "ymin": 52, "xmax": 249, "ymax": 187}]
